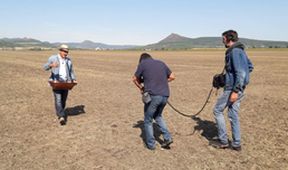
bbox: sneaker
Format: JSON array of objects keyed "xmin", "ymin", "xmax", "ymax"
[
  {"xmin": 232, "ymin": 145, "xmax": 242, "ymax": 151},
  {"xmin": 147, "ymin": 146, "xmax": 156, "ymax": 150},
  {"xmin": 161, "ymin": 139, "xmax": 173, "ymax": 149},
  {"xmin": 59, "ymin": 117, "xmax": 66, "ymax": 125},
  {"xmin": 144, "ymin": 142, "xmax": 156, "ymax": 150},
  {"xmin": 209, "ymin": 140, "xmax": 229, "ymax": 149}
]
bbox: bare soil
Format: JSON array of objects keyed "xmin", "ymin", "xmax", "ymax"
[{"xmin": 0, "ymin": 50, "xmax": 287, "ymax": 169}]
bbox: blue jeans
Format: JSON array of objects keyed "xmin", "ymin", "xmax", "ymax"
[
  {"xmin": 144, "ymin": 95, "xmax": 172, "ymax": 149},
  {"xmin": 53, "ymin": 89, "xmax": 68, "ymax": 118},
  {"xmin": 213, "ymin": 90, "xmax": 244, "ymax": 147}
]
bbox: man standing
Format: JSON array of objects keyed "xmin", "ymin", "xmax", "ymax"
[
  {"xmin": 43, "ymin": 44, "xmax": 77, "ymax": 125},
  {"xmin": 211, "ymin": 30, "xmax": 253, "ymax": 151},
  {"xmin": 133, "ymin": 53, "xmax": 175, "ymax": 150}
]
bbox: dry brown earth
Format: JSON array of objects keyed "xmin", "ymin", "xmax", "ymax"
[{"xmin": 0, "ymin": 49, "xmax": 287, "ymax": 169}]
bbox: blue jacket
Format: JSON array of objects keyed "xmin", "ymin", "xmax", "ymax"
[
  {"xmin": 224, "ymin": 42, "xmax": 254, "ymax": 92},
  {"xmin": 43, "ymin": 54, "xmax": 76, "ymax": 81}
]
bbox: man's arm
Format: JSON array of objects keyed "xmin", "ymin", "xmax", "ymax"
[
  {"xmin": 43, "ymin": 56, "xmax": 58, "ymax": 71},
  {"xmin": 247, "ymin": 58, "xmax": 254, "ymax": 73},
  {"xmin": 230, "ymin": 49, "xmax": 246, "ymax": 102},
  {"xmin": 168, "ymin": 72, "xmax": 175, "ymax": 82},
  {"xmin": 231, "ymin": 49, "xmax": 247, "ymax": 93},
  {"xmin": 132, "ymin": 76, "xmax": 144, "ymax": 93}
]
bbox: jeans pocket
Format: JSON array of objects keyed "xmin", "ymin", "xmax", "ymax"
[{"xmin": 142, "ymin": 92, "xmax": 151, "ymax": 104}]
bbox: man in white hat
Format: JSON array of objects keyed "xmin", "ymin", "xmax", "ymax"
[{"xmin": 43, "ymin": 44, "xmax": 77, "ymax": 125}]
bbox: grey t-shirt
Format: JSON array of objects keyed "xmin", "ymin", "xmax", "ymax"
[{"xmin": 134, "ymin": 58, "xmax": 171, "ymax": 97}]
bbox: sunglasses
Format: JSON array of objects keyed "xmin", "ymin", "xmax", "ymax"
[{"xmin": 60, "ymin": 49, "xmax": 69, "ymax": 53}]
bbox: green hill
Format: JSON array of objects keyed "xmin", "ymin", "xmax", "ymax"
[
  {"xmin": 0, "ymin": 38, "xmax": 52, "ymax": 48},
  {"xmin": 142, "ymin": 33, "xmax": 288, "ymax": 50},
  {"xmin": 1, "ymin": 34, "xmax": 288, "ymax": 50},
  {"xmin": 0, "ymin": 38, "xmax": 136, "ymax": 50}
]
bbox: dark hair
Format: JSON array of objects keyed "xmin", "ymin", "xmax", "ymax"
[
  {"xmin": 222, "ymin": 30, "xmax": 239, "ymax": 42},
  {"xmin": 139, "ymin": 53, "xmax": 152, "ymax": 63}
]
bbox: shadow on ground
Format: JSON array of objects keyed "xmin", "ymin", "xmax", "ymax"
[
  {"xmin": 133, "ymin": 120, "xmax": 165, "ymax": 148},
  {"xmin": 65, "ymin": 105, "xmax": 86, "ymax": 116},
  {"xmin": 192, "ymin": 116, "xmax": 218, "ymax": 141}
]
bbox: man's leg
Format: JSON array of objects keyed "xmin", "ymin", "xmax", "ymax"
[
  {"xmin": 154, "ymin": 96, "xmax": 172, "ymax": 143},
  {"xmin": 228, "ymin": 92, "xmax": 244, "ymax": 149},
  {"xmin": 61, "ymin": 90, "xmax": 68, "ymax": 109},
  {"xmin": 53, "ymin": 90, "xmax": 65, "ymax": 118},
  {"xmin": 61, "ymin": 90, "xmax": 68, "ymax": 119},
  {"xmin": 53, "ymin": 90, "xmax": 66, "ymax": 125},
  {"xmin": 144, "ymin": 96, "xmax": 161, "ymax": 149},
  {"xmin": 213, "ymin": 90, "xmax": 231, "ymax": 145}
]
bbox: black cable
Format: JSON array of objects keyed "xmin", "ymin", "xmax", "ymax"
[{"xmin": 167, "ymin": 87, "xmax": 214, "ymax": 118}]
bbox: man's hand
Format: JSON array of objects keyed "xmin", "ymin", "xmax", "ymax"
[
  {"xmin": 140, "ymin": 86, "xmax": 144, "ymax": 93},
  {"xmin": 132, "ymin": 76, "xmax": 144, "ymax": 93},
  {"xmin": 168, "ymin": 72, "xmax": 175, "ymax": 82},
  {"xmin": 229, "ymin": 92, "xmax": 238, "ymax": 103},
  {"xmin": 49, "ymin": 62, "xmax": 58, "ymax": 68}
]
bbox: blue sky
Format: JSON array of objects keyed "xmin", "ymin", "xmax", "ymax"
[{"xmin": 1, "ymin": 0, "xmax": 287, "ymax": 45}]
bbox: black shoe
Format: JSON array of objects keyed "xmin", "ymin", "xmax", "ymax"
[
  {"xmin": 232, "ymin": 145, "xmax": 242, "ymax": 151},
  {"xmin": 209, "ymin": 140, "xmax": 229, "ymax": 149},
  {"xmin": 161, "ymin": 139, "xmax": 173, "ymax": 149}
]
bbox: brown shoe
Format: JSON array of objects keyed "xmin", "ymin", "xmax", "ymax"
[
  {"xmin": 209, "ymin": 140, "xmax": 229, "ymax": 149},
  {"xmin": 232, "ymin": 145, "xmax": 242, "ymax": 151}
]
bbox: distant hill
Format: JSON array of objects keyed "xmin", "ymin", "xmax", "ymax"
[
  {"xmin": 0, "ymin": 38, "xmax": 137, "ymax": 50},
  {"xmin": 53, "ymin": 40, "xmax": 137, "ymax": 50},
  {"xmin": 142, "ymin": 33, "xmax": 288, "ymax": 50},
  {"xmin": 0, "ymin": 38, "xmax": 52, "ymax": 49},
  {"xmin": 1, "ymin": 34, "xmax": 288, "ymax": 50}
]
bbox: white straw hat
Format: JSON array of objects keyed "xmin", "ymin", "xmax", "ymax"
[{"xmin": 59, "ymin": 44, "xmax": 69, "ymax": 51}]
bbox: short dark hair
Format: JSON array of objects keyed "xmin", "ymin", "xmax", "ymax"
[
  {"xmin": 222, "ymin": 30, "xmax": 239, "ymax": 42},
  {"xmin": 139, "ymin": 53, "xmax": 152, "ymax": 63}
]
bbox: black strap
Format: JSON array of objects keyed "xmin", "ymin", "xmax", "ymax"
[{"xmin": 167, "ymin": 87, "xmax": 214, "ymax": 118}]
